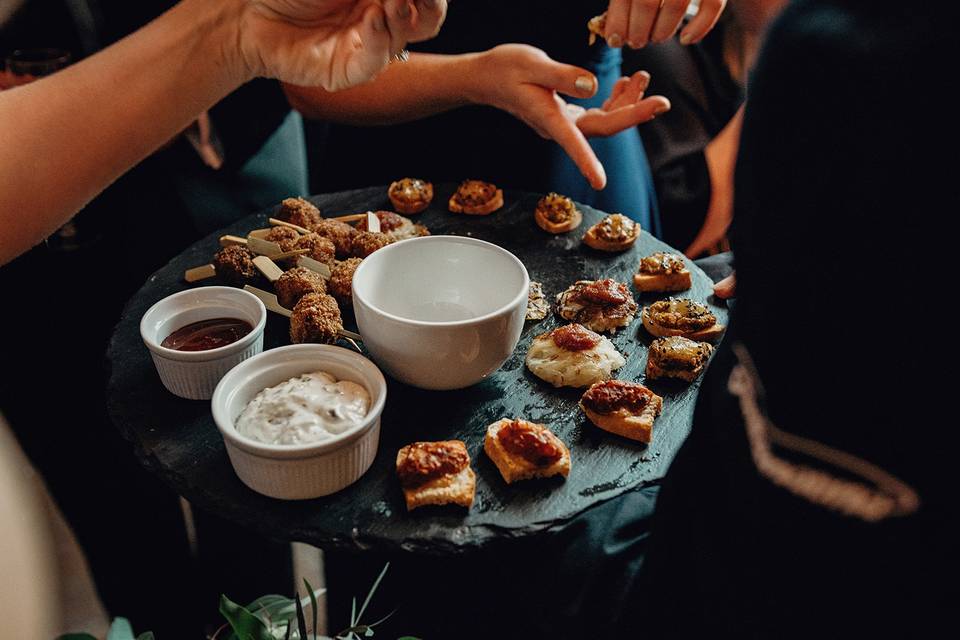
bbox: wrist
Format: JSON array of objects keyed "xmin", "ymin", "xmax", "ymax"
[
  {"xmin": 184, "ymin": 0, "xmax": 255, "ymax": 87},
  {"xmin": 458, "ymin": 51, "xmax": 494, "ymax": 106}
]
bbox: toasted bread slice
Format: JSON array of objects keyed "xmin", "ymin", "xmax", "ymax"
[
  {"xmin": 582, "ymin": 214, "xmax": 640, "ymax": 252},
  {"xmin": 641, "ymin": 307, "xmax": 725, "ymax": 342},
  {"xmin": 484, "ymin": 419, "xmax": 571, "ymax": 484},
  {"xmin": 535, "ymin": 207, "xmax": 582, "ymax": 233},
  {"xmin": 633, "ymin": 270, "xmax": 692, "ymax": 293},
  {"xmin": 401, "ymin": 466, "xmax": 476, "ymax": 510},
  {"xmin": 580, "ymin": 397, "xmax": 662, "ymax": 443},
  {"xmin": 388, "ymin": 178, "xmax": 433, "ymax": 214},
  {"xmin": 447, "ymin": 180, "xmax": 503, "ymax": 216},
  {"xmin": 579, "ymin": 383, "xmax": 663, "ymax": 444},
  {"xmin": 645, "ymin": 336, "xmax": 713, "ymax": 382}
]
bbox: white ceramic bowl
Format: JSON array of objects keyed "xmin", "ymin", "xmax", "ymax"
[
  {"xmin": 211, "ymin": 344, "xmax": 387, "ymax": 500},
  {"xmin": 140, "ymin": 286, "xmax": 266, "ymax": 400},
  {"xmin": 352, "ymin": 235, "xmax": 529, "ymax": 390}
]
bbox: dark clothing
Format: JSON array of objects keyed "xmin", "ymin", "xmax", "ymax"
[
  {"xmin": 634, "ymin": 1, "xmax": 954, "ymax": 636},
  {"xmin": 1, "ymin": 2, "xmax": 300, "ymax": 635},
  {"xmin": 622, "ymin": 22, "xmax": 744, "ymax": 251}
]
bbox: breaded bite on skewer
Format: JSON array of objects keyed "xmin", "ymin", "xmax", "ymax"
[
  {"xmin": 351, "ymin": 231, "xmax": 392, "ymax": 258},
  {"xmin": 212, "ymin": 245, "xmax": 258, "ymax": 285},
  {"xmin": 289, "ymin": 292, "xmax": 342, "ymax": 344},
  {"xmin": 293, "ymin": 234, "xmax": 336, "ymax": 267},
  {"xmin": 278, "ymin": 197, "xmax": 323, "ymax": 230},
  {"xmin": 310, "ymin": 218, "xmax": 357, "ymax": 259},
  {"xmin": 275, "ymin": 266, "xmax": 327, "ymax": 310},
  {"xmin": 328, "ymin": 257, "xmax": 362, "ymax": 307}
]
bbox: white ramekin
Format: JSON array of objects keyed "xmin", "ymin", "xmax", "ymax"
[
  {"xmin": 140, "ymin": 286, "xmax": 267, "ymax": 400},
  {"xmin": 352, "ymin": 235, "xmax": 529, "ymax": 390},
  {"xmin": 210, "ymin": 344, "xmax": 387, "ymax": 500}
]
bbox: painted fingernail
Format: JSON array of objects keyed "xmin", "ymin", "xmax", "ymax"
[
  {"xmin": 575, "ymin": 76, "xmax": 596, "ymax": 93},
  {"xmin": 607, "ymin": 33, "xmax": 623, "ymax": 48},
  {"xmin": 679, "ymin": 32, "xmax": 693, "ymax": 45}
]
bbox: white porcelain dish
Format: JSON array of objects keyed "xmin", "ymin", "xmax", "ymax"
[
  {"xmin": 140, "ymin": 286, "xmax": 266, "ymax": 400},
  {"xmin": 211, "ymin": 344, "xmax": 387, "ymax": 500},
  {"xmin": 351, "ymin": 235, "xmax": 529, "ymax": 390}
]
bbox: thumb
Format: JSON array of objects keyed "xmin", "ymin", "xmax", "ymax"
[{"xmin": 525, "ymin": 56, "xmax": 598, "ymax": 100}]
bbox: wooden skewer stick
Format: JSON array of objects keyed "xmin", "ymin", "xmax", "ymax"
[
  {"xmin": 253, "ymin": 255, "xmax": 284, "ymax": 283},
  {"xmin": 329, "ymin": 212, "xmax": 382, "ymax": 233},
  {"xmin": 219, "ymin": 234, "xmax": 310, "ymax": 259},
  {"xmin": 269, "ymin": 218, "xmax": 311, "ymax": 234},
  {"xmin": 184, "ymin": 264, "xmax": 216, "ymax": 282},
  {"xmin": 296, "ymin": 255, "xmax": 332, "ymax": 278},
  {"xmin": 243, "ymin": 285, "xmax": 363, "ymax": 342},
  {"xmin": 248, "ymin": 228, "xmax": 276, "ymax": 240}
]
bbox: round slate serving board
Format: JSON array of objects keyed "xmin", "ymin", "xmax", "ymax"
[{"xmin": 107, "ymin": 185, "xmax": 727, "ymax": 555}]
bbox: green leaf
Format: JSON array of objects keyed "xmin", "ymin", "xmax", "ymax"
[
  {"xmin": 136, "ymin": 634, "xmax": 156, "ymax": 640},
  {"xmin": 304, "ymin": 578, "xmax": 319, "ymax": 640},
  {"xmin": 356, "ymin": 563, "xmax": 390, "ymax": 623},
  {"xmin": 295, "ymin": 592, "xmax": 310, "ymax": 640},
  {"xmin": 107, "ymin": 618, "xmax": 136, "ymax": 640},
  {"xmin": 220, "ymin": 594, "xmax": 274, "ymax": 640},
  {"xmin": 350, "ymin": 597, "xmax": 357, "ymax": 627}
]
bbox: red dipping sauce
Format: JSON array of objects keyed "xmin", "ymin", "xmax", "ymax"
[{"xmin": 161, "ymin": 318, "xmax": 253, "ymax": 352}]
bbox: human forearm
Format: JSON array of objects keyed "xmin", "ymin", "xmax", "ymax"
[
  {"xmin": 0, "ymin": 0, "xmax": 247, "ymax": 264},
  {"xmin": 284, "ymin": 51, "xmax": 479, "ymax": 125}
]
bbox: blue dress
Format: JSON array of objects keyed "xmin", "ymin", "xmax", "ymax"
[{"xmin": 548, "ymin": 45, "xmax": 662, "ymax": 236}]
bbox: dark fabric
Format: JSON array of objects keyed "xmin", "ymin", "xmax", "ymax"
[
  {"xmin": 633, "ymin": 1, "xmax": 954, "ymax": 636},
  {"xmin": 324, "ymin": 484, "xmax": 659, "ymax": 639},
  {"xmin": 621, "ymin": 22, "xmax": 743, "ymax": 251},
  {"xmin": 1, "ymin": 2, "xmax": 296, "ymax": 635}
]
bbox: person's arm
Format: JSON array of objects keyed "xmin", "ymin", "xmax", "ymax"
[
  {"xmin": 684, "ymin": 104, "xmax": 743, "ymax": 257},
  {"xmin": 0, "ymin": 0, "xmax": 447, "ymax": 266},
  {"xmin": 284, "ymin": 43, "xmax": 671, "ymax": 190}
]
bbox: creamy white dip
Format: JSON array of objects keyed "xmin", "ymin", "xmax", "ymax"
[{"xmin": 236, "ymin": 371, "xmax": 370, "ymax": 445}]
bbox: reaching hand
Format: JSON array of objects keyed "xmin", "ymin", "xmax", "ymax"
[
  {"xmin": 470, "ymin": 44, "xmax": 670, "ymax": 190},
  {"xmin": 236, "ymin": 0, "xmax": 447, "ymax": 90},
  {"xmin": 603, "ymin": 0, "xmax": 727, "ymax": 48}
]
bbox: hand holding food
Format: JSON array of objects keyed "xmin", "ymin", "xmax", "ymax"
[
  {"xmin": 484, "ymin": 419, "xmax": 570, "ymax": 484},
  {"xmin": 590, "ymin": 0, "xmax": 727, "ymax": 48},
  {"xmin": 525, "ymin": 324, "xmax": 625, "ymax": 388},
  {"xmin": 237, "ymin": 0, "xmax": 448, "ymax": 91}
]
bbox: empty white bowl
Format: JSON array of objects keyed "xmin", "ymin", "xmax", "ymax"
[
  {"xmin": 211, "ymin": 344, "xmax": 387, "ymax": 500},
  {"xmin": 352, "ymin": 235, "xmax": 529, "ymax": 390},
  {"xmin": 140, "ymin": 287, "xmax": 267, "ymax": 400}
]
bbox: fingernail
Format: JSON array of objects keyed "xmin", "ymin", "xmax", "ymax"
[
  {"xmin": 679, "ymin": 32, "xmax": 693, "ymax": 45},
  {"xmin": 653, "ymin": 104, "xmax": 670, "ymax": 116},
  {"xmin": 627, "ymin": 40, "xmax": 642, "ymax": 49},
  {"xmin": 575, "ymin": 76, "xmax": 596, "ymax": 93},
  {"xmin": 607, "ymin": 33, "xmax": 623, "ymax": 48}
]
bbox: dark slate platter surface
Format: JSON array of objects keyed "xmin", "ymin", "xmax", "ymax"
[{"xmin": 107, "ymin": 185, "xmax": 727, "ymax": 554}]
